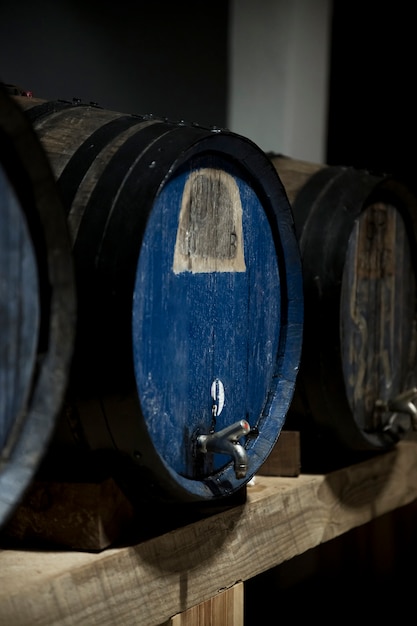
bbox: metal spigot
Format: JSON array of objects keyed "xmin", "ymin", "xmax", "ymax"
[
  {"xmin": 196, "ymin": 419, "xmax": 250, "ymax": 479},
  {"xmin": 375, "ymin": 387, "xmax": 417, "ymax": 434}
]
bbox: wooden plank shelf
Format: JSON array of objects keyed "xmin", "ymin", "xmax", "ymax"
[{"xmin": 1, "ymin": 438, "xmax": 417, "ymax": 626}]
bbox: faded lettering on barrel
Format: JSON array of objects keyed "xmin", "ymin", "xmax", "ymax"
[{"xmin": 173, "ymin": 168, "xmax": 246, "ymax": 273}]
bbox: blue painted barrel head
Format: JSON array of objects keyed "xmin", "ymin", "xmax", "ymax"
[
  {"xmin": 132, "ymin": 152, "xmax": 303, "ymax": 500},
  {"xmin": 13, "ymin": 96, "xmax": 302, "ymax": 503},
  {"xmin": 0, "ymin": 166, "xmax": 40, "ymax": 452}
]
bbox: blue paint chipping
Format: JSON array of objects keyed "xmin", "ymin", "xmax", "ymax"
[{"xmin": 132, "ymin": 154, "xmax": 303, "ymax": 499}]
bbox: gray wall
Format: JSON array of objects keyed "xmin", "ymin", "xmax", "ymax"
[
  {"xmin": 228, "ymin": 0, "xmax": 332, "ymax": 162},
  {"xmin": 1, "ymin": 0, "xmax": 332, "ymax": 161}
]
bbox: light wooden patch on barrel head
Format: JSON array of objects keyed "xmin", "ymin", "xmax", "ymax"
[{"xmin": 173, "ymin": 168, "xmax": 246, "ymax": 273}]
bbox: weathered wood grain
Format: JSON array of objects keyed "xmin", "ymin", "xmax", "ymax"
[
  {"xmin": 269, "ymin": 154, "xmax": 323, "ymax": 204},
  {"xmin": 0, "ymin": 439, "xmax": 416, "ymax": 626}
]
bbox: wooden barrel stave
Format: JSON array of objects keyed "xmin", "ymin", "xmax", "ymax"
[
  {"xmin": 271, "ymin": 154, "xmax": 417, "ymax": 460},
  {"xmin": 15, "ymin": 99, "xmax": 304, "ymax": 503},
  {"xmin": 0, "ymin": 87, "xmax": 76, "ymax": 529}
]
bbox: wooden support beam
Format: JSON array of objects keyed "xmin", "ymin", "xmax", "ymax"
[{"xmin": 0, "ymin": 439, "xmax": 416, "ymax": 626}]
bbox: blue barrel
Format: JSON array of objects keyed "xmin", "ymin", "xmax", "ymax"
[
  {"xmin": 16, "ymin": 97, "xmax": 304, "ymax": 503},
  {"xmin": 0, "ymin": 86, "xmax": 76, "ymax": 529},
  {"xmin": 271, "ymin": 154, "xmax": 417, "ymax": 463}
]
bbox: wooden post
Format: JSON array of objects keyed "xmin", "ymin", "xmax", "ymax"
[{"xmin": 164, "ymin": 583, "xmax": 244, "ymax": 626}]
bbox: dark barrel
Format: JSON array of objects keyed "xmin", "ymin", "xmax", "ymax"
[
  {"xmin": 0, "ymin": 87, "xmax": 76, "ymax": 529},
  {"xmin": 15, "ymin": 97, "xmax": 304, "ymax": 503},
  {"xmin": 271, "ymin": 154, "xmax": 417, "ymax": 462}
]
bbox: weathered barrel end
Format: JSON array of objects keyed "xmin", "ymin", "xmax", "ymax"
[{"xmin": 0, "ymin": 86, "xmax": 76, "ymax": 529}]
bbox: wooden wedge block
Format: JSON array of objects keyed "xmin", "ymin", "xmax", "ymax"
[
  {"xmin": 1, "ymin": 476, "xmax": 135, "ymax": 551},
  {"xmin": 257, "ymin": 430, "xmax": 300, "ymax": 477}
]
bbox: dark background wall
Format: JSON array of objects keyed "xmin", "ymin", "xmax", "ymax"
[
  {"xmin": 327, "ymin": 1, "xmax": 417, "ymax": 185},
  {"xmin": 2, "ymin": 1, "xmax": 416, "ymax": 185},
  {"xmin": 0, "ymin": 0, "xmax": 229, "ymax": 127}
]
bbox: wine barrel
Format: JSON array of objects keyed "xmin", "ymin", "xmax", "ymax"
[
  {"xmin": 0, "ymin": 87, "xmax": 76, "ymax": 528},
  {"xmin": 15, "ymin": 97, "xmax": 303, "ymax": 503},
  {"xmin": 271, "ymin": 154, "xmax": 417, "ymax": 461}
]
